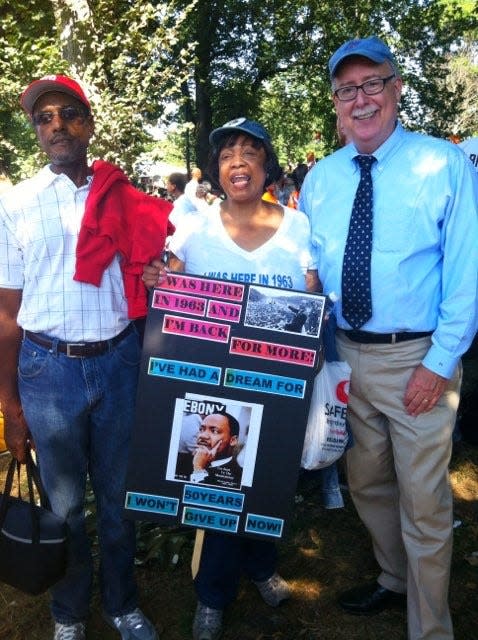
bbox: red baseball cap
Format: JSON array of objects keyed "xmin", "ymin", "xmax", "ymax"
[{"xmin": 20, "ymin": 75, "xmax": 91, "ymax": 116}]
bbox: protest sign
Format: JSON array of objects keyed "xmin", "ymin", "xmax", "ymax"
[{"xmin": 125, "ymin": 273, "xmax": 326, "ymax": 539}]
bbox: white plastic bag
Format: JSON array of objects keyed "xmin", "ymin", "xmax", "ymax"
[{"xmin": 301, "ymin": 359, "xmax": 351, "ymax": 470}]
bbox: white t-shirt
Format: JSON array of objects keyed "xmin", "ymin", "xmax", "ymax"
[{"xmin": 169, "ymin": 205, "xmax": 316, "ymax": 291}]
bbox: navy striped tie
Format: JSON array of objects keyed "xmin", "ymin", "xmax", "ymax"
[{"xmin": 341, "ymin": 155, "xmax": 376, "ymax": 329}]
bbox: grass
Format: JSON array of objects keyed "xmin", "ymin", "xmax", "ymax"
[{"xmin": 0, "ymin": 438, "xmax": 477, "ymax": 640}]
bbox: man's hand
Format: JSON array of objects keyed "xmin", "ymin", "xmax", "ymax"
[
  {"xmin": 4, "ymin": 404, "xmax": 31, "ymax": 462},
  {"xmin": 142, "ymin": 254, "xmax": 185, "ymax": 288},
  {"xmin": 192, "ymin": 440, "xmax": 223, "ymax": 471},
  {"xmin": 142, "ymin": 259, "xmax": 167, "ymax": 289},
  {"xmin": 0, "ymin": 288, "xmax": 26, "ymax": 460},
  {"xmin": 404, "ymin": 364, "xmax": 448, "ymax": 416}
]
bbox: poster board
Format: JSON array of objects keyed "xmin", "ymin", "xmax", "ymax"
[{"xmin": 125, "ymin": 273, "xmax": 326, "ymax": 540}]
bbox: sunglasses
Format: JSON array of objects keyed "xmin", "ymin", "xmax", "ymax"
[{"xmin": 32, "ymin": 105, "xmax": 88, "ymax": 126}]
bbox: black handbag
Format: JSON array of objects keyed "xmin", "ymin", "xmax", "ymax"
[{"xmin": 0, "ymin": 451, "xmax": 68, "ymax": 595}]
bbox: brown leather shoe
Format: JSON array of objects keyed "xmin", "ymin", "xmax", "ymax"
[{"xmin": 338, "ymin": 581, "xmax": 406, "ymax": 616}]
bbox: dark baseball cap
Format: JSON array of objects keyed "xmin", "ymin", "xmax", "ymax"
[
  {"xmin": 329, "ymin": 36, "xmax": 398, "ymax": 78},
  {"xmin": 20, "ymin": 75, "xmax": 91, "ymax": 116},
  {"xmin": 209, "ymin": 117, "xmax": 271, "ymax": 146}
]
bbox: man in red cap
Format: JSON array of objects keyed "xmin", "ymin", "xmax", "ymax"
[{"xmin": 0, "ymin": 75, "xmax": 172, "ymax": 640}]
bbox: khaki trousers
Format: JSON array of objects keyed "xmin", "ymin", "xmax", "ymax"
[{"xmin": 336, "ymin": 333, "xmax": 461, "ymax": 640}]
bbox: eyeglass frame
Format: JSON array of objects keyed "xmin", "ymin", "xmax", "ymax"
[
  {"xmin": 32, "ymin": 105, "xmax": 90, "ymax": 127},
  {"xmin": 333, "ymin": 74, "xmax": 396, "ymax": 102}
]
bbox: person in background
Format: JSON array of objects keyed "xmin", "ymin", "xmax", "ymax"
[
  {"xmin": 143, "ymin": 116, "xmax": 320, "ymax": 640},
  {"xmin": 0, "ymin": 74, "xmax": 172, "ymax": 640},
  {"xmin": 306, "ymin": 151, "xmax": 316, "ymax": 170},
  {"xmin": 299, "ymin": 36, "xmax": 478, "ymax": 640},
  {"xmin": 455, "ymin": 135, "xmax": 478, "ymax": 446},
  {"xmin": 287, "ymin": 162, "xmax": 308, "ymax": 209},
  {"xmin": 185, "ymin": 166, "xmax": 203, "ymax": 200},
  {"xmin": 276, "ymin": 173, "xmax": 295, "ymax": 206},
  {"xmin": 336, "ymin": 115, "xmax": 349, "ymax": 147},
  {"xmin": 166, "ymin": 171, "xmax": 187, "ymax": 200},
  {"xmin": 194, "ymin": 180, "xmax": 218, "ymax": 213},
  {"xmin": 261, "ymin": 181, "xmax": 280, "ymax": 203},
  {"xmin": 166, "ymin": 172, "xmax": 197, "ymax": 227},
  {"xmin": 459, "ymin": 136, "xmax": 478, "ymax": 173}
]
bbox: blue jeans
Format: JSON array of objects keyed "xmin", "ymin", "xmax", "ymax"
[
  {"xmin": 316, "ymin": 464, "xmax": 345, "ymax": 509},
  {"xmin": 18, "ymin": 329, "xmax": 141, "ymax": 623}
]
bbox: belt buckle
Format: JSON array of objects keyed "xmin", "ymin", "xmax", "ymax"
[
  {"xmin": 391, "ymin": 333, "xmax": 397, "ymax": 344},
  {"xmin": 66, "ymin": 343, "xmax": 85, "ymax": 358}
]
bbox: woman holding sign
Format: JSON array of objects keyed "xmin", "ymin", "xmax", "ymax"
[{"xmin": 143, "ymin": 117, "xmax": 319, "ymax": 640}]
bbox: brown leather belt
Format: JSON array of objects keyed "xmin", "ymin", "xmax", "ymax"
[
  {"xmin": 342, "ymin": 330, "xmax": 432, "ymax": 344},
  {"xmin": 24, "ymin": 323, "xmax": 134, "ymax": 357}
]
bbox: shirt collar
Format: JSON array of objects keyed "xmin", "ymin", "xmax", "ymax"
[
  {"xmin": 348, "ymin": 121, "xmax": 404, "ymax": 166},
  {"xmin": 43, "ymin": 165, "xmax": 93, "ymax": 190}
]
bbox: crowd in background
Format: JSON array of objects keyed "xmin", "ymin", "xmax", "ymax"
[
  {"xmin": 157, "ymin": 153, "xmax": 322, "ymax": 228},
  {"xmin": 1, "ymin": 35, "xmax": 477, "ymax": 640}
]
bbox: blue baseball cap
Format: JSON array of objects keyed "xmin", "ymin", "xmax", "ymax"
[
  {"xmin": 328, "ymin": 36, "xmax": 398, "ymax": 78},
  {"xmin": 209, "ymin": 117, "xmax": 271, "ymax": 146}
]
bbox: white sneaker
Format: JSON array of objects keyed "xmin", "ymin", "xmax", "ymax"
[
  {"xmin": 53, "ymin": 622, "xmax": 85, "ymax": 640},
  {"xmin": 192, "ymin": 602, "xmax": 223, "ymax": 640},
  {"xmin": 103, "ymin": 607, "xmax": 159, "ymax": 640},
  {"xmin": 253, "ymin": 572, "xmax": 291, "ymax": 607}
]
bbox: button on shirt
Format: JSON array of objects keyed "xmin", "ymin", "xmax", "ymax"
[
  {"xmin": 299, "ymin": 123, "xmax": 478, "ymax": 378},
  {"xmin": 0, "ymin": 166, "xmax": 130, "ymax": 342}
]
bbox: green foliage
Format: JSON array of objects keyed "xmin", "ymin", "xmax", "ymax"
[
  {"xmin": 0, "ymin": 0, "xmax": 65, "ymax": 178},
  {"xmin": 0, "ymin": 0, "xmax": 195, "ymax": 180},
  {"xmin": 155, "ymin": 0, "xmax": 478, "ymax": 167},
  {"xmin": 135, "ymin": 523, "xmax": 195, "ymax": 569},
  {"xmin": 258, "ymin": 72, "xmax": 331, "ymax": 167},
  {"xmin": 1, "ymin": 0, "xmax": 477, "ymax": 182},
  {"xmin": 387, "ymin": 0, "xmax": 478, "ymax": 137}
]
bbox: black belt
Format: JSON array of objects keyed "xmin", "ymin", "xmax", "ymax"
[
  {"xmin": 24, "ymin": 323, "xmax": 134, "ymax": 357},
  {"xmin": 342, "ymin": 330, "xmax": 432, "ymax": 344}
]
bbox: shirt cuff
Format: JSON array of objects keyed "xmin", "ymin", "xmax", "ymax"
[
  {"xmin": 189, "ymin": 470, "xmax": 208, "ymax": 483},
  {"xmin": 422, "ymin": 342, "xmax": 460, "ymax": 379}
]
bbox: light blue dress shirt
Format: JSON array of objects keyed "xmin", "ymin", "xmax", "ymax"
[{"xmin": 299, "ymin": 123, "xmax": 478, "ymax": 379}]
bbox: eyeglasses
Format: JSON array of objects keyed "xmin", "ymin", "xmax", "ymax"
[
  {"xmin": 32, "ymin": 106, "xmax": 88, "ymax": 126},
  {"xmin": 334, "ymin": 74, "xmax": 396, "ymax": 102}
]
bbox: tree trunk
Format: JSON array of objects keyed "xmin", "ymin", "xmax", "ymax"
[
  {"xmin": 194, "ymin": 76, "xmax": 213, "ymax": 174},
  {"xmin": 192, "ymin": 0, "xmax": 214, "ymax": 173},
  {"xmin": 50, "ymin": 0, "xmax": 94, "ymax": 73}
]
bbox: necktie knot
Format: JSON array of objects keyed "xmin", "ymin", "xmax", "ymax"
[{"xmin": 355, "ymin": 154, "xmax": 376, "ymax": 173}]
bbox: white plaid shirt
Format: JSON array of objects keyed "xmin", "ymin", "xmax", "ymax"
[{"xmin": 0, "ymin": 166, "xmax": 130, "ymax": 342}]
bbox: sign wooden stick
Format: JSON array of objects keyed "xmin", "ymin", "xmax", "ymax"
[{"xmin": 191, "ymin": 528, "xmax": 205, "ymax": 579}]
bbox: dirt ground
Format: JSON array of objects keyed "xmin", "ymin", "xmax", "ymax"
[{"xmin": 0, "ymin": 438, "xmax": 477, "ymax": 640}]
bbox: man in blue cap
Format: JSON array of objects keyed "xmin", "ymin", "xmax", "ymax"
[{"xmin": 299, "ymin": 36, "xmax": 478, "ymax": 639}]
